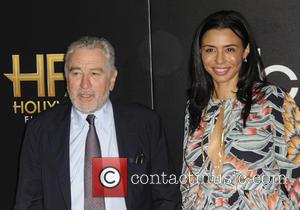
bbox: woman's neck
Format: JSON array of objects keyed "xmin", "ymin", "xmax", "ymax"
[{"xmin": 213, "ymin": 83, "xmax": 237, "ymax": 100}]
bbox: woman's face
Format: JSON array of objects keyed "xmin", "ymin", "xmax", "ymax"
[{"xmin": 201, "ymin": 28, "xmax": 249, "ymax": 88}]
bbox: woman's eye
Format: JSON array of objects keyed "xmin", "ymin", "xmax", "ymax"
[
  {"xmin": 204, "ymin": 48, "xmax": 215, "ymax": 53},
  {"xmin": 225, "ymin": 47, "xmax": 236, "ymax": 53}
]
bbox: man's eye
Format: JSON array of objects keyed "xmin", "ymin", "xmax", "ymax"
[
  {"xmin": 71, "ymin": 71, "xmax": 81, "ymax": 76},
  {"xmin": 91, "ymin": 72, "xmax": 101, "ymax": 76}
]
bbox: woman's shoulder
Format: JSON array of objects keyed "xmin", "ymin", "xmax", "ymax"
[
  {"xmin": 260, "ymin": 84, "xmax": 287, "ymax": 98},
  {"xmin": 255, "ymin": 83, "xmax": 288, "ymax": 107}
]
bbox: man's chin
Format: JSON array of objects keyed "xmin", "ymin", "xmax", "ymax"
[
  {"xmin": 74, "ymin": 105, "xmax": 98, "ymax": 114},
  {"xmin": 73, "ymin": 102, "xmax": 107, "ymax": 114},
  {"xmin": 69, "ymin": 94, "xmax": 109, "ymax": 114}
]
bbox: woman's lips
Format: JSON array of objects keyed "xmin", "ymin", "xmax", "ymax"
[{"xmin": 212, "ymin": 67, "xmax": 230, "ymax": 76}]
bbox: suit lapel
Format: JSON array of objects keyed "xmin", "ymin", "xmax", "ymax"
[
  {"xmin": 112, "ymin": 102, "xmax": 125, "ymax": 158},
  {"xmin": 112, "ymin": 101, "xmax": 132, "ymax": 209},
  {"xmin": 50, "ymin": 102, "xmax": 72, "ymax": 210}
]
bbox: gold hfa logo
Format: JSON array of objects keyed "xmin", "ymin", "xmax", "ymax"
[{"xmin": 4, "ymin": 54, "xmax": 65, "ymax": 97}]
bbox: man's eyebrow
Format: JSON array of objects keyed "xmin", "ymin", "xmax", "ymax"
[
  {"xmin": 69, "ymin": 67, "xmax": 81, "ymax": 72},
  {"xmin": 68, "ymin": 67, "xmax": 105, "ymax": 72},
  {"xmin": 90, "ymin": 67, "xmax": 104, "ymax": 71}
]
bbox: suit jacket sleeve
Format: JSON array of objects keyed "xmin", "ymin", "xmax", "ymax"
[
  {"xmin": 148, "ymin": 112, "xmax": 181, "ymax": 209},
  {"xmin": 14, "ymin": 119, "xmax": 44, "ymax": 210}
]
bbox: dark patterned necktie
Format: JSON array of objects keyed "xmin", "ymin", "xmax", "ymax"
[{"xmin": 84, "ymin": 114, "xmax": 105, "ymax": 210}]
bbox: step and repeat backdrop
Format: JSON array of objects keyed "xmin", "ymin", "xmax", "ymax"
[
  {"xmin": 1, "ymin": 0, "xmax": 300, "ymax": 208},
  {"xmin": 151, "ymin": 0, "xmax": 300, "ymax": 178},
  {"xmin": 0, "ymin": 0, "xmax": 152, "ymax": 209}
]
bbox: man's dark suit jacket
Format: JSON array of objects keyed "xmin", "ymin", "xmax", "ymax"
[{"xmin": 14, "ymin": 100, "xmax": 181, "ymax": 210}]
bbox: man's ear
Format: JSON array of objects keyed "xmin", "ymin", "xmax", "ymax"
[{"xmin": 109, "ymin": 69, "xmax": 118, "ymax": 91}]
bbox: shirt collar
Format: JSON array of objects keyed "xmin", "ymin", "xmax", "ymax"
[{"xmin": 71, "ymin": 99, "xmax": 112, "ymax": 126}]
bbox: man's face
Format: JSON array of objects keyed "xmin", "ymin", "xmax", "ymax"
[{"xmin": 66, "ymin": 48, "xmax": 117, "ymax": 113}]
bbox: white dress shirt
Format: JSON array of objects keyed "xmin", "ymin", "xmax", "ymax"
[{"xmin": 69, "ymin": 100, "xmax": 127, "ymax": 210}]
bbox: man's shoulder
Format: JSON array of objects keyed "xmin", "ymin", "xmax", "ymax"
[
  {"xmin": 112, "ymin": 100, "xmax": 152, "ymax": 112},
  {"xmin": 111, "ymin": 100, "xmax": 160, "ymax": 121}
]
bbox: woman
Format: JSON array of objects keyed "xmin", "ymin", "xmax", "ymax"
[{"xmin": 181, "ymin": 10, "xmax": 300, "ymax": 209}]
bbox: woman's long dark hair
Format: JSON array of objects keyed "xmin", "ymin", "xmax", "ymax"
[{"xmin": 189, "ymin": 10, "xmax": 266, "ymax": 132}]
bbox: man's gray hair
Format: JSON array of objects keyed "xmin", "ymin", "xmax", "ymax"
[{"xmin": 64, "ymin": 36, "xmax": 116, "ymax": 73}]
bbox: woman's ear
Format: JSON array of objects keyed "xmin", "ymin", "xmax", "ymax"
[{"xmin": 243, "ymin": 44, "xmax": 250, "ymax": 60}]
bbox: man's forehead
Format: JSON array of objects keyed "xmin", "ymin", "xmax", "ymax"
[
  {"xmin": 70, "ymin": 47, "xmax": 106, "ymax": 57},
  {"xmin": 69, "ymin": 49, "xmax": 107, "ymax": 62}
]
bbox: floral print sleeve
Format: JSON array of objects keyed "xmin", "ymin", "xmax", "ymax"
[
  {"xmin": 266, "ymin": 87, "xmax": 300, "ymax": 208},
  {"xmin": 282, "ymin": 94, "xmax": 300, "ymax": 207}
]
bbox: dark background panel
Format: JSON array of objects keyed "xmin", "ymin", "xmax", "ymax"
[
  {"xmin": 150, "ymin": 0, "xmax": 300, "ymax": 175},
  {"xmin": 0, "ymin": 1, "xmax": 150, "ymax": 209},
  {"xmin": 1, "ymin": 0, "xmax": 300, "ymax": 209}
]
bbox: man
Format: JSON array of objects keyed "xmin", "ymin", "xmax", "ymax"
[{"xmin": 14, "ymin": 36, "xmax": 180, "ymax": 210}]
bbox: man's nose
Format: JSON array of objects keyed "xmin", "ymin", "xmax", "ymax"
[{"xmin": 80, "ymin": 74, "xmax": 91, "ymax": 89}]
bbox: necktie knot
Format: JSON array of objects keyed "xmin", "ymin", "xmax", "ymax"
[{"xmin": 86, "ymin": 114, "xmax": 95, "ymax": 126}]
